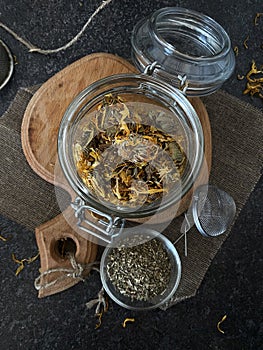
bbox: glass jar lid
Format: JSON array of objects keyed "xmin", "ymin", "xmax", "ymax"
[{"xmin": 131, "ymin": 7, "xmax": 235, "ymax": 96}]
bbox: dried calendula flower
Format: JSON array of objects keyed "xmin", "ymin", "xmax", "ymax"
[
  {"xmin": 74, "ymin": 94, "xmax": 187, "ymax": 207},
  {"xmin": 12, "ymin": 252, "xmax": 40, "ymax": 276},
  {"xmin": 243, "ymin": 60, "xmax": 263, "ymax": 99}
]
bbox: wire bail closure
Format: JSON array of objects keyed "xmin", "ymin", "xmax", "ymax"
[
  {"xmin": 71, "ymin": 197, "xmax": 126, "ymax": 244},
  {"xmin": 143, "ymin": 61, "xmax": 189, "ymax": 95},
  {"xmin": 177, "ymin": 74, "xmax": 189, "ymax": 95},
  {"xmin": 143, "ymin": 61, "xmax": 161, "ymax": 75}
]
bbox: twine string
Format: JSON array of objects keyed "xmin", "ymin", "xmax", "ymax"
[
  {"xmin": 34, "ymin": 252, "xmax": 100, "ymax": 291},
  {"xmin": 0, "ymin": 0, "xmax": 113, "ymax": 55},
  {"xmin": 86, "ymin": 286, "xmax": 107, "ymax": 315}
]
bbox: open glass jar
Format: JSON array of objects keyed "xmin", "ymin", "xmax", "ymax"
[
  {"xmin": 58, "ymin": 7, "xmax": 235, "ymax": 244},
  {"xmin": 131, "ymin": 7, "xmax": 235, "ymax": 96}
]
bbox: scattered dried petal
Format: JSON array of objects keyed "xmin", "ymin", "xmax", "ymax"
[
  {"xmin": 242, "ymin": 60, "xmax": 263, "ymax": 99},
  {"xmin": 95, "ymin": 312, "xmax": 103, "ymax": 329},
  {"xmin": 254, "ymin": 12, "xmax": 263, "ymax": 26},
  {"xmin": 122, "ymin": 318, "xmax": 135, "ymax": 328},
  {"xmin": 217, "ymin": 314, "xmax": 227, "ymax": 334},
  {"xmin": 0, "ymin": 234, "xmax": 7, "ymax": 242},
  {"xmin": 234, "ymin": 46, "xmax": 239, "ymax": 56},
  {"xmin": 12, "ymin": 252, "xmax": 40, "ymax": 276},
  {"xmin": 243, "ymin": 35, "xmax": 249, "ymax": 49}
]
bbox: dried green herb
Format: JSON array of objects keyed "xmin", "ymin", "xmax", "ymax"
[
  {"xmin": 106, "ymin": 236, "xmax": 172, "ymax": 302},
  {"xmin": 74, "ymin": 94, "xmax": 187, "ymax": 207}
]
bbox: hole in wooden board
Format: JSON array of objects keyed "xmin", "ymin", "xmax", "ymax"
[{"xmin": 54, "ymin": 237, "xmax": 77, "ymax": 259}]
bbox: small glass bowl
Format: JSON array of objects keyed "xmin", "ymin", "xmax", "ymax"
[
  {"xmin": 100, "ymin": 228, "xmax": 181, "ymax": 310},
  {"xmin": 131, "ymin": 7, "xmax": 235, "ymax": 96}
]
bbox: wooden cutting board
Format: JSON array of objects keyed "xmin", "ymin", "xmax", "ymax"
[{"xmin": 21, "ymin": 53, "xmax": 211, "ymax": 296}]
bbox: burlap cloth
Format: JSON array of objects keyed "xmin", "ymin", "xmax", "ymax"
[{"xmin": 0, "ymin": 86, "xmax": 262, "ymax": 309}]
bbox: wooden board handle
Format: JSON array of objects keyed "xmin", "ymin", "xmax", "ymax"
[{"xmin": 35, "ymin": 206, "xmax": 98, "ymax": 298}]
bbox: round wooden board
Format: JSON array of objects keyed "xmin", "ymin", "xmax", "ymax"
[{"xmin": 21, "ymin": 52, "xmax": 211, "ymax": 222}]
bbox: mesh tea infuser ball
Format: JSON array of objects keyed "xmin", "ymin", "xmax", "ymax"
[{"xmin": 175, "ymin": 184, "xmax": 236, "ymax": 256}]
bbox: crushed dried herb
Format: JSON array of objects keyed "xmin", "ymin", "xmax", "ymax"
[
  {"xmin": 12, "ymin": 252, "xmax": 39, "ymax": 276},
  {"xmin": 243, "ymin": 60, "xmax": 263, "ymax": 98},
  {"xmin": 106, "ymin": 236, "xmax": 172, "ymax": 302},
  {"xmin": 74, "ymin": 94, "xmax": 187, "ymax": 208}
]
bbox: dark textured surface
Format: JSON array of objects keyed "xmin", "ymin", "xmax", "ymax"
[{"xmin": 0, "ymin": 1, "xmax": 262, "ymax": 349}]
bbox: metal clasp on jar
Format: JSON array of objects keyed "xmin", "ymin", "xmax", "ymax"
[
  {"xmin": 143, "ymin": 61, "xmax": 189, "ymax": 95},
  {"xmin": 71, "ymin": 197, "xmax": 126, "ymax": 244}
]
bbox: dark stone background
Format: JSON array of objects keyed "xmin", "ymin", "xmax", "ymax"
[{"xmin": 0, "ymin": 1, "xmax": 262, "ymax": 349}]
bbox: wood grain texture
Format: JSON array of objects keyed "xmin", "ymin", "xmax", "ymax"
[
  {"xmin": 35, "ymin": 206, "xmax": 98, "ymax": 298},
  {"xmin": 21, "ymin": 53, "xmax": 137, "ymax": 189}
]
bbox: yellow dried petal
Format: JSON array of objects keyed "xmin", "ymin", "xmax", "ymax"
[
  {"xmin": 0, "ymin": 234, "xmax": 7, "ymax": 242},
  {"xmin": 217, "ymin": 314, "xmax": 227, "ymax": 334},
  {"xmin": 254, "ymin": 12, "xmax": 263, "ymax": 26},
  {"xmin": 243, "ymin": 35, "xmax": 249, "ymax": 49},
  {"xmin": 122, "ymin": 318, "xmax": 135, "ymax": 328}
]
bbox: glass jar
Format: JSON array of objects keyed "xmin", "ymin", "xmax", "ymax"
[
  {"xmin": 131, "ymin": 7, "xmax": 235, "ymax": 96},
  {"xmin": 58, "ymin": 7, "xmax": 235, "ymax": 244},
  {"xmin": 58, "ymin": 73, "xmax": 203, "ymax": 218}
]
